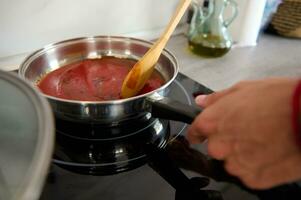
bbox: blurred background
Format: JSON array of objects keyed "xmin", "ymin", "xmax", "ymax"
[{"xmin": 0, "ymin": 0, "xmax": 299, "ymax": 70}]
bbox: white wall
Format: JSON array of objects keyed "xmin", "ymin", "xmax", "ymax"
[
  {"xmin": 0, "ymin": 0, "xmax": 182, "ymax": 70},
  {"xmin": 0, "ymin": 0, "xmax": 267, "ymax": 71}
]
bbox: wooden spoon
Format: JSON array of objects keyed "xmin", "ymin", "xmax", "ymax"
[{"xmin": 121, "ymin": 0, "xmax": 192, "ymax": 98}]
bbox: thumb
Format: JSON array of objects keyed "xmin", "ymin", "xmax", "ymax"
[{"xmin": 195, "ymin": 88, "xmax": 236, "ymax": 107}]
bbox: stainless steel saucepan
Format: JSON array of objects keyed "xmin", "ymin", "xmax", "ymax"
[{"xmin": 19, "ymin": 36, "xmax": 201, "ymax": 126}]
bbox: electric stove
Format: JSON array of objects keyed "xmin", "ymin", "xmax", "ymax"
[{"xmin": 39, "ymin": 73, "xmax": 301, "ymax": 200}]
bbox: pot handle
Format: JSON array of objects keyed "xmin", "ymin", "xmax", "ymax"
[
  {"xmin": 147, "ymin": 93, "xmax": 202, "ymax": 124},
  {"xmin": 146, "ymin": 144, "xmax": 223, "ymax": 200}
]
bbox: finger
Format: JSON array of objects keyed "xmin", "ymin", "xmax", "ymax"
[
  {"xmin": 195, "ymin": 95, "xmax": 207, "ymax": 107},
  {"xmin": 207, "ymin": 135, "xmax": 234, "ymax": 160},
  {"xmin": 224, "ymin": 158, "xmax": 241, "ymax": 177},
  {"xmin": 186, "ymin": 127, "xmax": 206, "ymax": 144},
  {"xmin": 224, "ymin": 156, "xmax": 253, "ymax": 178},
  {"xmin": 196, "ymin": 80, "xmax": 261, "ymax": 107},
  {"xmin": 186, "ymin": 110, "xmax": 218, "ymax": 144},
  {"xmin": 195, "ymin": 87, "xmax": 236, "ymax": 107}
]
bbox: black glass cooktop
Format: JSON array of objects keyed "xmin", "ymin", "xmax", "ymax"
[{"xmin": 39, "ymin": 73, "xmax": 301, "ymax": 200}]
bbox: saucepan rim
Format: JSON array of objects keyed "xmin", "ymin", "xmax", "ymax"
[{"xmin": 18, "ymin": 35, "xmax": 179, "ymax": 105}]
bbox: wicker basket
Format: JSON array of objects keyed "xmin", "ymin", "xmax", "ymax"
[{"xmin": 271, "ymin": 0, "xmax": 301, "ymax": 38}]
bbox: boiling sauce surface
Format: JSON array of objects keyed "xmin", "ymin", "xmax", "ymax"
[{"xmin": 37, "ymin": 57, "xmax": 165, "ymax": 101}]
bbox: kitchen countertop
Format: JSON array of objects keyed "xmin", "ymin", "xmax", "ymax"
[{"xmin": 165, "ymin": 33, "xmax": 301, "ymax": 91}]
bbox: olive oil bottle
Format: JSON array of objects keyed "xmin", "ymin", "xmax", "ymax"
[
  {"xmin": 188, "ymin": 34, "xmax": 231, "ymax": 58},
  {"xmin": 187, "ymin": 0, "xmax": 238, "ymax": 58}
]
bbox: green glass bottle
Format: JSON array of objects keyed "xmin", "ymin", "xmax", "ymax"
[{"xmin": 188, "ymin": 0, "xmax": 238, "ymax": 58}]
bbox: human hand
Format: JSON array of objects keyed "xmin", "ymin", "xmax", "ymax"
[{"xmin": 187, "ymin": 78, "xmax": 301, "ymax": 189}]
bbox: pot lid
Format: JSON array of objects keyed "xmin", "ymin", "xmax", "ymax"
[{"xmin": 0, "ymin": 70, "xmax": 54, "ymax": 200}]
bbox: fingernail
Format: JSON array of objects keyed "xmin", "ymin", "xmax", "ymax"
[{"xmin": 195, "ymin": 95, "xmax": 207, "ymax": 106}]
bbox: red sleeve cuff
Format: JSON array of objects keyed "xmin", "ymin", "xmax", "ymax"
[{"xmin": 292, "ymin": 80, "xmax": 301, "ymax": 148}]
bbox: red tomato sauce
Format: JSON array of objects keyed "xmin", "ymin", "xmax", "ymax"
[{"xmin": 37, "ymin": 57, "xmax": 165, "ymax": 101}]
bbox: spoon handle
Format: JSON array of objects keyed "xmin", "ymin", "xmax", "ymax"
[
  {"xmin": 156, "ymin": 0, "xmax": 192, "ymax": 50},
  {"xmin": 140, "ymin": 0, "xmax": 192, "ymax": 66},
  {"xmin": 121, "ymin": 0, "xmax": 191, "ymax": 98}
]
